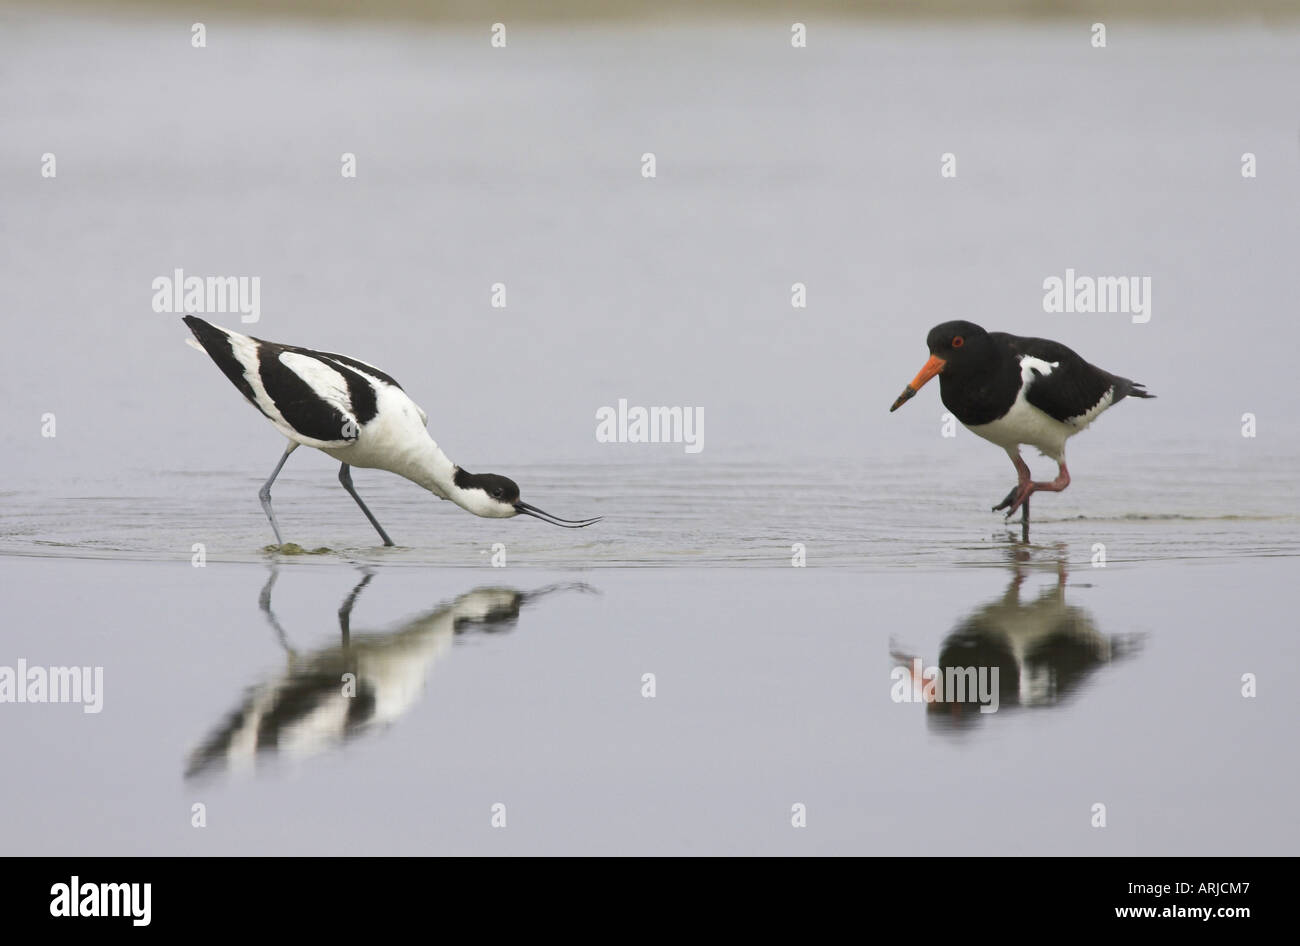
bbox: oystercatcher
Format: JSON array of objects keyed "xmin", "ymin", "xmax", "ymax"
[
  {"xmin": 889, "ymin": 321, "xmax": 1154, "ymax": 522},
  {"xmin": 183, "ymin": 316, "xmax": 601, "ymax": 546}
]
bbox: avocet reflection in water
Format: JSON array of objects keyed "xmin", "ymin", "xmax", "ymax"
[
  {"xmin": 185, "ymin": 570, "xmax": 595, "ymax": 780},
  {"xmin": 891, "ymin": 547, "xmax": 1144, "ymax": 731}
]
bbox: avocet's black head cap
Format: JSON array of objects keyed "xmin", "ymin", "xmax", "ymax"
[
  {"xmin": 452, "ymin": 468, "xmax": 602, "ymax": 528},
  {"xmin": 454, "ymin": 470, "xmax": 520, "ymax": 505}
]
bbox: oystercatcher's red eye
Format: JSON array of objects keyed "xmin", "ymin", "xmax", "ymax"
[{"xmin": 952, "ymin": 336, "xmax": 964, "ymax": 348}]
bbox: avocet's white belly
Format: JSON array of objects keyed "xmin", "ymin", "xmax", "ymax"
[
  {"xmin": 321, "ymin": 385, "xmax": 452, "ymax": 496},
  {"xmin": 354, "ymin": 624, "xmax": 456, "ymax": 726}
]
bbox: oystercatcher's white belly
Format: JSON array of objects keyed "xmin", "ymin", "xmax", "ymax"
[
  {"xmin": 968, "ymin": 398, "xmax": 1073, "ymax": 461},
  {"xmin": 965, "ymin": 356, "xmax": 1083, "ymax": 461}
]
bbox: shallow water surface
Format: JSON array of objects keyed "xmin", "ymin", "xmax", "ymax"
[{"xmin": 3, "ymin": 549, "xmax": 1296, "ymax": 855}]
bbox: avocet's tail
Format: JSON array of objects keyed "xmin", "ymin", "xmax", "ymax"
[{"xmin": 182, "ymin": 315, "xmax": 266, "ymax": 411}]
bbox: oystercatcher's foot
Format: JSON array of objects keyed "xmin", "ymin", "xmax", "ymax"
[
  {"xmin": 993, "ymin": 463, "xmax": 1071, "ymax": 520},
  {"xmin": 992, "ymin": 484, "xmax": 1022, "ymax": 513},
  {"xmin": 1001, "ymin": 484, "xmax": 1034, "ymax": 519}
]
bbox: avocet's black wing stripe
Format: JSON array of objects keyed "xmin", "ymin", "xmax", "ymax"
[
  {"xmin": 257, "ymin": 350, "xmax": 359, "ymax": 443},
  {"xmin": 308, "ymin": 349, "xmax": 429, "ymax": 428},
  {"xmin": 996, "ymin": 333, "xmax": 1118, "ymax": 426},
  {"xmin": 281, "ymin": 347, "xmax": 381, "ymax": 426},
  {"xmin": 304, "ymin": 349, "xmax": 405, "ymax": 391},
  {"xmin": 183, "ymin": 315, "xmax": 271, "ymax": 419},
  {"xmin": 326, "ymin": 358, "xmax": 379, "ymax": 426},
  {"xmin": 184, "ymin": 672, "xmax": 378, "ymax": 779},
  {"xmin": 255, "ymin": 670, "xmax": 378, "ymax": 748},
  {"xmin": 183, "ymin": 705, "xmax": 249, "ymax": 779}
]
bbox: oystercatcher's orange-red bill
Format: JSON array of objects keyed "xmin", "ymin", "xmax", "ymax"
[{"xmin": 889, "ymin": 354, "xmax": 946, "ymax": 412}]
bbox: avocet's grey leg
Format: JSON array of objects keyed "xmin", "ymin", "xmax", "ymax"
[
  {"xmin": 338, "ymin": 463, "xmax": 395, "ymax": 547},
  {"xmin": 259, "ymin": 442, "xmax": 298, "ymax": 546},
  {"xmin": 259, "ymin": 567, "xmax": 296, "ymax": 658},
  {"xmin": 338, "ymin": 570, "xmax": 376, "ymax": 646}
]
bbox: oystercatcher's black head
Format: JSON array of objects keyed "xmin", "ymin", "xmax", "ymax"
[{"xmin": 889, "ymin": 321, "xmax": 992, "ymax": 412}]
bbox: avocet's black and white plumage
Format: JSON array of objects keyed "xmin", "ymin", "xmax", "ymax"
[
  {"xmin": 183, "ymin": 316, "xmax": 601, "ymax": 545},
  {"xmin": 185, "ymin": 572, "xmax": 589, "ymax": 779},
  {"xmin": 889, "ymin": 321, "xmax": 1154, "ymax": 523}
]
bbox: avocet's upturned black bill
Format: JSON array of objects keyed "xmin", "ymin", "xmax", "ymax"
[
  {"xmin": 182, "ymin": 316, "xmax": 602, "ymax": 546},
  {"xmin": 513, "ymin": 502, "xmax": 602, "ymax": 528},
  {"xmin": 889, "ymin": 321, "xmax": 1155, "ymax": 524}
]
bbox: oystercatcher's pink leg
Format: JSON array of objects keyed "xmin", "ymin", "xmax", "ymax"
[
  {"xmin": 997, "ymin": 461, "xmax": 1070, "ymax": 520},
  {"xmin": 992, "ymin": 452, "xmax": 1034, "ymax": 517}
]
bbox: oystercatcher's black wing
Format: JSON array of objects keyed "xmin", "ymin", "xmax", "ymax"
[{"xmin": 993, "ymin": 333, "xmax": 1151, "ymax": 426}]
